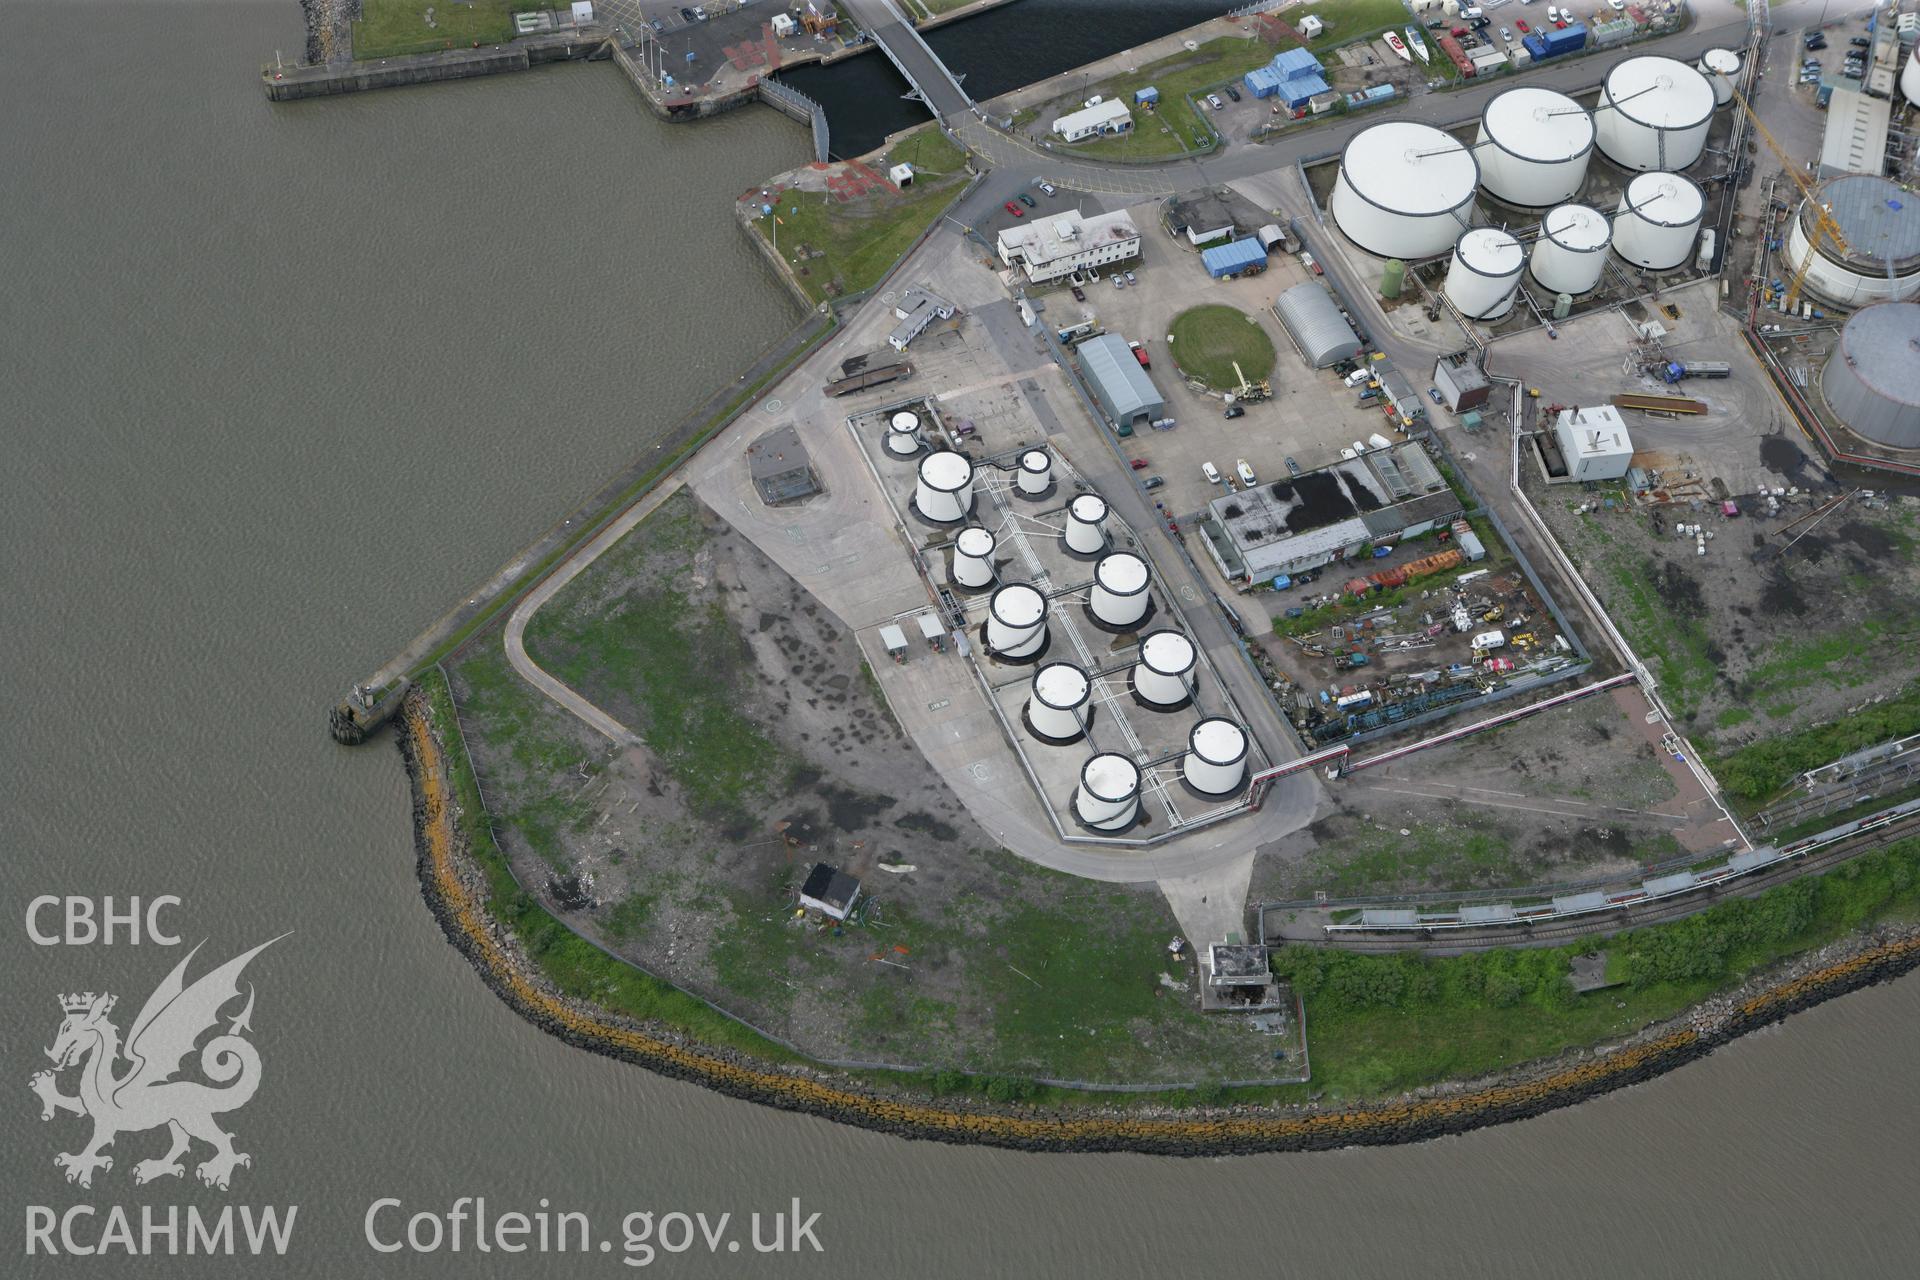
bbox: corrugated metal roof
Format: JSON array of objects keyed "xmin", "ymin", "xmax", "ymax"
[
  {"xmin": 1272, "ymin": 282, "xmax": 1360, "ymax": 367},
  {"xmin": 1818, "ymin": 89, "xmax": 1893, "ymax": 180},
  {"xmin": 1078, "ymin": 334, "xmax": 1163, "ymax": 421},
  {"xmin": 1201, "ymin": 237, "xmax": 1267, "ymax": 277}
]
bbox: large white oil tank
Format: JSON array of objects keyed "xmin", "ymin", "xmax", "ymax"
[
  {"xmin": 1474, "ymin": 87, "xmax": 1595, "ymax": 208},
  {"xmin": 1016, "ymin": 448, "xmax": 1053, "ymax": 498},
  {"xmin": 1594, "ymin": 56, "xmax": 1714, "ymax": 172},
  {"xmin": 1025, "ymin": 661, "xmax": 1092, "ymax": 743},
  {"xmin": 1530, "ymin": 204, "xmax": 1613, "ymax": 295},
  {"xmin": 914, "ymin": 450, "xmax": 974, "ymax": 523},
  {"xmin": 1090, "ymin": 551, "xmax": 1151, "ymax": 630},
  {"xmin": 1330, "ymin": 122, "xmax": 1479, "ymax": 260},
  {"xmin": 950, "ymin": 525, "xmax": 996, "ymax": 589},
  {"xmin": 1184, "ymin": 718, "xmax": 1249, "ymax": 798},
  {"xmin": 1614, "ymin": 173, "xmax": 1704, "ymax": 270},
  {"xmin": 1132, "ymin": 630, "xmax": 1196, "ymax": 709},
  {"xmin": 885, "ymin": 409, "xmax": 922, "ymax": 458},
  {"xmin": 1063, "ymin": 493, "xmax": 1109, "ymax": 556},
  {"xmin": 1074, "ymin": 753, "xmax": 1141, "ymax": 832},
  {"xmin": 985, "ymin": 582, "xmax": 1048, "ymax": 660},
  {"xmin": 1698, "ymin": 48, "xmax": 1741, "ymax": 108},
  {"xmin": 1905, "ymin": 46, "xmax": 1920, "ymax": 106},
  {"xmin": 1782, "ymin": 175, "xmax": 1920, "ymax": 307},
  {"xmin": 1444, "ymin": 227, "xmax": 1525, "ymax": 320}
]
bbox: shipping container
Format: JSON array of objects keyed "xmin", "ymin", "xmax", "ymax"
[
  {"xmin": 1542, "ymin": 22, "xmax": 1586, "ymax": 53},
  {"xmin": 1522, "ymin": 33, "xmax": 1550, "ymax": 60}
]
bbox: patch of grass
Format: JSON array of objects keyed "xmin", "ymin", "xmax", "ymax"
[
  {"xmin": 420, "ymin": 668, "xmax": 797, "ymax": 1062},
  {"xmin": 525, "ymin": 500, "xmax": 785, "ymax": 828},
  {"xmin": 1711, "ymin": 681, "xmax": 1920, "ymax": 804},
  {"xmin": 1292, "ymin": 818, "xmax": 1534, "ymax": 899},
  {"xmin": 1167, "ymin": 304, "xmax": 1276, "ymax": 389},
  {"xmin": 1275, "ymin": 831, "xmax": 1920, "ymax": 1098},
  {"xmin": 1051, "ymin": 38, "xmax": 1271, "ymax": 162},
  {"xmin": 452, "ymin": 646, "xmax": 604, "ymax": 869},
  {"xmin": 353, "ymin": 0, "xmax": 516, "ymax": 60},
  {"xmin": 752, "ymin": 126, "xmax": 969, "ymax": 305}
]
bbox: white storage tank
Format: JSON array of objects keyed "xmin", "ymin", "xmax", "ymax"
[
  {"xmin": 1698, "ymin": 48, "xmax": 1741, "ymax": 108},
  {"xmin": 1330, "ymin": 121, "xmax": 1479, "ymax": 260},
  {"xmin": 1782, "ymin": 175, "xmax": 1920, "ymax": 307},
  {"xmin": 1474, "ymin": 87, "xmax": 1595, "ymax": 209},
  {"xmin": 1063, "ymin": 493, "xmax": 1109, "ymax": 556},
  {"xmin": 1090, "ymin": 551, "xmax": 1151, "ymax": 630},
  {"xmin": 985, "ymin": 582, "xmax": 1048, "ymax": 660},
  {"xmin": 1530, "ymin": 204, "xmax": 1613, "ymax": 295},
  {"xmin": 1183, "ymin": 718, "xmax": 1249, "ymax": 798},
  {"xmin": 1016, "ymin": 448, "xmax": 1053, "ymax": 498},
  {"xmin": 950, "ymin": 525, "xmax": 996, "ymax": 590},
  {"xmin": 1905, "ymin": 46, "xmax": 1920, "ymax": 107},
  {"xmin": 1025, "ymin": 661, "xmax": 1092, "ymax": 744},
  {"xmin": 914, "ymin": 450, "xmax": 974, "ymax": 523},
  {"xmin": 1594, "ymin": 56, "xmax": 1714, "ymax": 172},
  {"xmin": 1613, "ymin": 172, "xmax": 1704, "ymax": 271},
  {"xmin": 1132, "ymin": 629, "xmax": 1196, "ymax": 709},
  {"xmin": 1444, "ymin": 227, "xmax": 1525, "ymax": 320},
  {"xmin": 885, "ymin": 409, "xmax": 922, "ymax": 457},
  {"xmin": 1074, "ymin": 753, "xmax": 1141, "ymax": 832}
]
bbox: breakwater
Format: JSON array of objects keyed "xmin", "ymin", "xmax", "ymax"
[
  {"xmin": 263, "ymin": 30, "xmax": 607, "ymax": 100},
  {"xmin": 399, "ymin": 682, "xmax": 1920, "ymax": 1155}
]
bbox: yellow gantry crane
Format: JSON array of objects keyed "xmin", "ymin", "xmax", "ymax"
[{"xmin": 1713, "ymin": 69, "xmax": 1850, "ymax": 311}]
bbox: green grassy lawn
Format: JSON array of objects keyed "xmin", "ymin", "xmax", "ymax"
[
  {"xmin": 1275, "ymin": 831, "xmax": 1920, "ymax": 1099},
  {"xmin": 422, "ymin": 668, "xmax": 799, "ymax": 1062},
  {"xmin": 1167, "ymin": 304, "xmax": 1275, "ymax": 389},
  {"xmin": 752, "ymin": 127, "xmax": 969, "ymax": 305},
  {"xmin": 1713, "ymin": 682, "xmax": 1920, "ymax": 807},
  {"xmin": 1053, "ymin": 38, "xmax": 1274, "ymax": 162},
  {"xmin": 524, "ymin": 494, "xmax": 784, "ymax": 828},
  {"xmin": 354, "ymin": 0, "xmax": 518, "ymax": 60}
]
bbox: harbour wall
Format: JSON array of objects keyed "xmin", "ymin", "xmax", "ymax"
[{"xmin": 263, "ymin": 32, "xmax": 607, "ymax": 101}]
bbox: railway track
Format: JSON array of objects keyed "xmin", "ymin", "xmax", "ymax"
[{"xmin": 1303, "ymin": 811, "xmax": 1920, "ymax": 954}]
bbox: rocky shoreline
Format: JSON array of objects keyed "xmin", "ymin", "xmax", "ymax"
[{"xmin": 398, "ymin": 686, "xmax": 1920, "ymax": 1155}]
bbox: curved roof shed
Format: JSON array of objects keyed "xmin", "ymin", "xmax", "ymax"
[{"xmin": 1272, "ymin": 283, "xmax": 1361, "ymax": 368}]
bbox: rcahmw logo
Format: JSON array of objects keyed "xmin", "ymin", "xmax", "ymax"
[{"xmin": 23, "ymin": 915, "xmax": 299, "ymax": 1259}]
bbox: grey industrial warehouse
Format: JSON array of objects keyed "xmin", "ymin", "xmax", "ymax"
[
  {"xmin": 1077, "ymin": 333, "xmax": 1166, "ymax": 432},
  {"xmin": 1199, "ymin": 442, "xmax": 1462, "ymax": 585}
]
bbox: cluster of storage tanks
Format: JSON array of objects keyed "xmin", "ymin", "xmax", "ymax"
[{"xmin": 1331, "ymin": 55, "xmax": 1727, "ymax": 320}]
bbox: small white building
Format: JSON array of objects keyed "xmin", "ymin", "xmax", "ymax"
[
  {"xmin": 1553, "ymin": 405, "xmax": 1635, "ymax": 482},
  {"xmin": 571, "ymin": 0, "xmax": 594, "ymax": 23},
  {"xmin": 1299, "ymin": 14, "xmax": 1324, "ymax": 39},
  {"xmin": 996, "ymin": 208, "xmax": 1142, "ymax": 284},
  {"xmin": 888, "ymin": 286, "xmax": 955, "ymax": 352},
  {"xmin": 771, "ymin": 12, "xmax": 798, "ymax": 38},
  {"xmin": 888, "ymin": 162, "xmax": 915, "ymax": 187},
  {"xmin": 1052, "ymin": 98, "xmax": 1132, "ymax": 142}
]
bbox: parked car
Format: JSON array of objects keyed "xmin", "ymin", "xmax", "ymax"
[
  {"xmin": 1128, "ymin": 457, "xmax": 1149, "ymax": 470},
  {"xmin": 1124, "ymin": 270, "xmax": 1137, "ymax": 285},
  {"xmin": 1224, "ymin": 405, "xmax": 1245, "ymax": 420},
  {"xmin": 1224, "ymin": 84, "xmax": 1241, "ymax": 102},
  {"xmin": 1850, "ymin": 35, "xmax": 1871, "ymax": 47},
  {"xmin": 1128, "ymin": 340, "xmax": 1150, "ymax": 369},
  {"xmin": 1202, "ymin": 461, "xmax": 1222, "ymax": 485},
  {"xmin": 1499, "ymin": 27, "xmax": 1511, "ymax": 42},
  {"xmin": 1112, "ymin": 275, "xmax": 1125, "ymax": 289},
  {"xmin": 1236, "ymin": 459, "xmax": 1257, "ymax": 486},
  {"xmin": 1003, "ymin": 200, "xmax": 1023, "ymax": 217},
  {"xmin": 1141, "ymin": 476, "xmax": 1165, "ymax": 491},
  {"xmin": 1069, "ymin": 284, "xmax": 1086, "ymax": 301},
  {"xmin": 679, "ymin": 5, "xmax": 695, "ymax": 19},
  {"xmin": 1036, "ymin": 180, "xmax": 1057, "ymax": 196},
  {"xmin": 1017, "ymin": 192, "xmax": 1036, "ymax": 208},
  {"xmin": 1544, "ymin": 5, "xmax": 1559, "ymax": 21},
  {"xmin": 1608, "ymin": 0, "xmax": 1625, "ymax": 10},
  {"xmin": 1206, "ymin": 93, "xmax": 1224, "ymax": 110},
  {"xmin": 1515, "ymin": 19, "xmax": 1530, "ymax": 32},
  {"xmin": 1428, "ymin": 387, "xmax": 1445, "ymax": 405}
]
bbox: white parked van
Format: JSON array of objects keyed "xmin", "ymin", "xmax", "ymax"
[
  {"xmin": 1202, "ymin": 461, "xmax": 1222, "ymax": 485},
  {"xmin": 1236, "ymin": 459, "xmax": 1257, "ymax": 486}
]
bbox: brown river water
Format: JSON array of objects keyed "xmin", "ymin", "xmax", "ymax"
[{"xmin": 3, "ymin": 3, "xmax": 1915, "ymax": 1275}]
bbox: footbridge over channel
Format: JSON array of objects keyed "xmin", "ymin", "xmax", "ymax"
[{"xmin": 840, "ymin": 0, "xmax": 972, "ymax": 120}]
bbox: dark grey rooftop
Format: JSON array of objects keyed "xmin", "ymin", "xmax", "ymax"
[{"xmin": 1807, "ymin": 175, "xmax": 1920, "ymax": 275}]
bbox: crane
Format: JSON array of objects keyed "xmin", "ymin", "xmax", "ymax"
[{"xmin": 1710, "ymin": 68, "xmax": 1849, "ymax": 311}]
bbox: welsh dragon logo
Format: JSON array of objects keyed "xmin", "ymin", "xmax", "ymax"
[{"xmin": 30, "ymin": 936, "xmax": 285, "ymax": 1191}]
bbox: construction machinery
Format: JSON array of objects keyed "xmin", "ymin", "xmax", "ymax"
[
  {"xmin": 1711, "ymin": 68, "xmax": 1850, "ymax": 312},
  {"xmin": 1229, "ymin": 359, "xmax": 1272, "ymax": 403}
]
